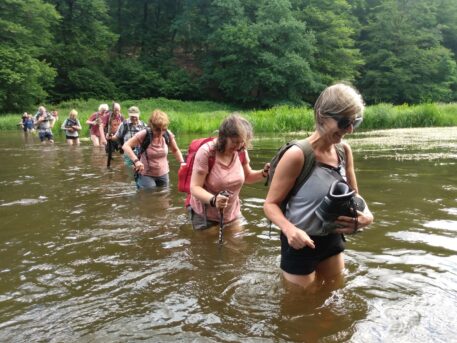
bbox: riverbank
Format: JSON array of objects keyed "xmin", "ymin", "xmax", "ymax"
[{"xmin": 1, "ymin": 98, "xmax": 457, "ymax": 135}]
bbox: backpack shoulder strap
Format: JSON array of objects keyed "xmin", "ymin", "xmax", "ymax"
[
  {"xmin": 121, "ymin": 120, "xmax": 129, "ymax": 137},
  {"xmin": 163, "ymin": 130, "xmax": 171, "ymax": 145},
  {"xmin": 137, "ymin": 127, "xmax": 152, "ymax": 157},
  {"xmin": 289, "ymin": 139, "xmax": 316, "ymax": 197},
  {"xmin": 278, "ymin": 139, "xmax": 315, "ymax": 212},
  {"xmin": 335, "ymin": 143, "xmax": 346, "ymax": 163}
]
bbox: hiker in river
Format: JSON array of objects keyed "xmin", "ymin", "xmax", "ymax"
[
  {"xmin": 122, "ymin": 109, "xmax": 184, "ymax": 189},
  {"xmin": 263, "ymin": 83, "xmax": 374, "ymax": 290},
  {"xmin": 113, "ymin": 106, "xmax": 146, "ymax": 166},
  {"xmin": 188, "ymin": 114, "xmax": 270, "ymax": 230},
  {"xmin": 34, "ymin": 106, "xmax": 55, "ymax": 144},
  {"xmin": 86, "ymin": 104, "xmax": 109, "ymax": 146},
  {"xmin": 101, "ymin": 102, "xmax": 124, "ymax": 153},
  {"xmin": 61, "ymin": 109, "xmax": 82, "ymax": 146},
  {"xmin": 19, "ymin": 112, "xmax": 34, "ymax": 133}
]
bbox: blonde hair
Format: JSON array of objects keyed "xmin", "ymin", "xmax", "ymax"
[
  {"xmin": 314, "ymin": 83, "xmax": 365, "ymax": 126},
  {"xmin": 69, "ymin": 109, "xmax": 78, "ymax": 117},
  {"xmin": 98, "ymin": 104, "xmax": 109, "ymax": 112},
  {"xmin": 148, "ymin": 109, "xmax": 170, "ymax": 129}
]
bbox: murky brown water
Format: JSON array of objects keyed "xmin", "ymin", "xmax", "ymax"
[{"xmin": 1, "ymin": 128, "xmax": 457, "ymax": 342}]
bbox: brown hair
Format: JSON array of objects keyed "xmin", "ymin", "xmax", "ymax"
[
  {"xmin": 148, "ymin": 109, "xmax": 170, "ymax": 129},
  {"xmin": 216, "ymin": 113, "xmax": 253, "ymax": 152}
]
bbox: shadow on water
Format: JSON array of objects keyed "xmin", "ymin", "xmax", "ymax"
[{"xmin": 0, "ymin": 127, "xmax": 457, "ymax": 342}]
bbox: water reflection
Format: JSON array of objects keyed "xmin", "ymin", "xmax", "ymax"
[{"xmin": 0, "ymin": 128, "xmax": 457, "ymax": 342}]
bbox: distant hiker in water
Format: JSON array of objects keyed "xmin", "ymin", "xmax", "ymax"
[
  {"xmin": 19, "ymin": 112, "xmax": 34, "ymax": 133},
  {"xmin": 101, "ymin": 102, "xmax": 124, "ymax": 154},
  {"xmin": 113, "ymin": 106, "xmax": 146, "ymax": 166},
  {"xmin": 188, "ymin": 114, "xmax": 270, "ymax": 230},
  {"xmin": 61, "ymin": 109, "xmax": 82, "ymax": 146},
  {"xmin": 34, "ymin": 106, "xmax": 55, "ymax": 144},
  {"xmin": 263, "ymin": 83, "xmax": 374, "ymax": 290},
  {"xmin": 86, "ymin": 104, "xmax": 109, "ymax": 146},
  {"xmin": 122, "ymin": 109, "xmax": 184, "ymax": 190}
]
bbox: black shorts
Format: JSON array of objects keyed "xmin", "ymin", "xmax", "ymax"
[
  {"xmin": 280, "ymin": 232, "xmax": 345, "ymax": 275},
  {"xmin": 66, "ymin": 135, "xmax": 78, "ymax": 140}
]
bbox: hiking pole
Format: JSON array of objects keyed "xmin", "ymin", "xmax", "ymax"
[
  {"xmin": 217, "ymin": 190, "xmax": 231, "ymax": 245},
  {"xmin": 218, "ymin": 208, "xmax": 224, "ymax": 245},
  {"xmin": 106, "ymin": 103, "xmax": 115, "ymax": 168}
]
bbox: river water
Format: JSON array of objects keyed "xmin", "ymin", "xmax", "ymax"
[{"xmin": 0, "ymin": 128, "xmax": 456, "ymax": 342}]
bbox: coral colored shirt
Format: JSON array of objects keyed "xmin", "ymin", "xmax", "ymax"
[
  {"xmin": 135, "ymin": 129, "xmax": 176, "ymax": 177},
  {"xmin": 190, "ymin": 142, "xmax": 248, "ymax": 223},
  {"xmin": 88, "ymin": 112, "xmax": 103, "ymax": 136},
  {"xmin": 101, "ymin": 111, "xmax": 124, "ymax": 137}
]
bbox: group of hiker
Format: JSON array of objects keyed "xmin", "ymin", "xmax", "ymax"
[{"xmin": 20, "ymin": 83, "xmax": 374, "ymax": 290}]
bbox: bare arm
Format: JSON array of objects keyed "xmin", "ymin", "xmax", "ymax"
[
  {"xmin": 190, "ymin": 163, "xmax": 228, "ymax": 210},
  {"xmin": 168, "ymin": 135, "xmax": 184, "ymax": 164},
  {"xmin": 122, "ymin": 134, "xmax": 144, "ymax": 172},
  {"xmin": 242, "ymin": 150, "xmax": 270, "ymax": 184},
  {"xmin": 263, "ymin": 146, "xmax": 315, "ymax": 249}
]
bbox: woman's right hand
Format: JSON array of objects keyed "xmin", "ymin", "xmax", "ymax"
[
  {"xmin": 133, "ymin": 160, "xmax": 144, "ymax": 173},
  {"xmin": 214, "ymin": 193, "xmax": 229, "ymax": 210},
  {"xmin": 285, "ymin": 227, "xmax": 315, "ymax": 250}
]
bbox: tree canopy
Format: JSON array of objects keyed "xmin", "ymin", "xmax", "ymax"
[{"xmin": 1, "ymin": 0, "xmax": 457, "ymax": 112}]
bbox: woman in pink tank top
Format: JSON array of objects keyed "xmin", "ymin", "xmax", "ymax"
[
  {"xmin": 189, "ymin": 114, "xmax": 270, "ymax": 230},
  {"xmin": 123, "ymin": 109, "xmax": 184, "ymax": 189}
]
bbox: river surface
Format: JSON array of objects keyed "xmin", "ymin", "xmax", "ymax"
[{"xmin": 0, "ymin": 128, "xmax": 456, "ymax": 342}]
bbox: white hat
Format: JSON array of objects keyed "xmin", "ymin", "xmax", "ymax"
[{"xmin": 128, "ymin": 106, "xmax": 140, "ymax": 117}]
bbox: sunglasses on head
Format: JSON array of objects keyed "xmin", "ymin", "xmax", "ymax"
[{"xmin": 326, "ymin": 113, "xmax": 363, "ymax": 130}]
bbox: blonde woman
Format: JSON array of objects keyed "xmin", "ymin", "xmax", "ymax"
[
  {"xmin": 264, "ymin": 83, "xmax": 374, "ymax": 289},
  {"xmin": 61, "ymin": 109, "xmax": 82, "ymax": 145}
]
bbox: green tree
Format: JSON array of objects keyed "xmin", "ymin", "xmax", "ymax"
[
  {"xmin": 45, "ymin": 0, "xmax": 118, "ymax": 102},
  {"xmin": 358, "ymin": 0, "xmax": 457, "ymax": 104},
  {"xmin": 293, "ymin": 0, "xmax": 363, "ymax": 86},
  {"xmin": 200, "ymin": 0, "xmax": 319, "ymax": 106},
  {"xmin": 0, "ymin": 0, "xmax": 59, "ymax": 112}
]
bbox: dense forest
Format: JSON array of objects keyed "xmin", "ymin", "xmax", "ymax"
[{"xmin": 1, "ymin": 0, "xmax": 457, "ymax": 113}]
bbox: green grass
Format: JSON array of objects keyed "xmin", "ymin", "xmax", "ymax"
[{"xmin": 2, "ymin": 98, "xmax": 457, "ymax": 135}]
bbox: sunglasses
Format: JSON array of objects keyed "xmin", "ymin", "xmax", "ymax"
[{"xmin": 326, "ymin": 113, "xmax": 363, "ymax": 130}]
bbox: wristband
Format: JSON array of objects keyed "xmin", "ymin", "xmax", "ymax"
[{"xmin": 209, "ymin": 195, "xmax": 216, "ymax": 207}]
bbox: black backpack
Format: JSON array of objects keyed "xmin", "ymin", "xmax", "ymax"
[
  {"xmin": 136, "ymin": 127, "xmax": 171, "ymax": 160},
  {"xmin": 266, "ymin": 139, "xmax": 345, "ymax": 213}
]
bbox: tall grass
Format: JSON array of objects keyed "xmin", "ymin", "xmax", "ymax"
[{"xmin": 1, "ymin": 98, "xmax": 457, "ymax": 135}]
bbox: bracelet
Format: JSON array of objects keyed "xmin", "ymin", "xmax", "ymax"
[
  {"xmin": 209, "ymin": 195, "xmax": 216, "ymax": 207},
  {"xmin": 133, "ymin": 159, "xmax": 139, "ymax": 165}
]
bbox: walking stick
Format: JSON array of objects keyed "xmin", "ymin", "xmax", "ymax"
[
  {"xmin": 218, "ymin": 208, "xmax": 224, "ymax": 245},
  {"xmin": 217, "ymin": 190, "xmax": 231, "ymax": 245}
]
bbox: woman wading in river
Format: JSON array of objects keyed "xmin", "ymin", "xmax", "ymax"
[{"xmin": 264, "ymin": 83, "xmax": 374, "ymax": 289}]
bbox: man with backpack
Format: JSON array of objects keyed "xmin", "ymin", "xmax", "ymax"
[
  {"xmin": 122, "ymin": 109, "xmax": 184, "ymax": 190},
  {"xmin": 113, "ymin": 106, "xmax": 146, "ymax": 166}
]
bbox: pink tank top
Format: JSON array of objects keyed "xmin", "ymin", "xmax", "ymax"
[
  {"xmin": 136, "ymin": 129, "xmax": 175, "ymax": 177},
  {"xmin": 190, "ymin": 142, "xmax": 248, "ymax": 223}
]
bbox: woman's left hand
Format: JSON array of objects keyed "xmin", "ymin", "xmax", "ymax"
[
  {"xmin": 334, "ymin": 210, "xmax": 373, "ymax": 234},
  {"xmin": 262, "ymin": 162, "xmax": 270, "ymax": 177}
]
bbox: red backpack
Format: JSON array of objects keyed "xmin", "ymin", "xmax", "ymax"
[{"xmin": 178, "ymin": 137, "xmax": 246, "ymax": 207}]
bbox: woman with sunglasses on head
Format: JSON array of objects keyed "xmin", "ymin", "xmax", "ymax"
[
  {"xmin": 189, "ymin": 114, "xmax": 270, "ymax": 230},
  {"xmin": 264, "ymin": 83, "xmax": 374, "ymax": 289},
  {"xmin": 122, "ymin": 109, "xmax": 184, "ymax": 190}
]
